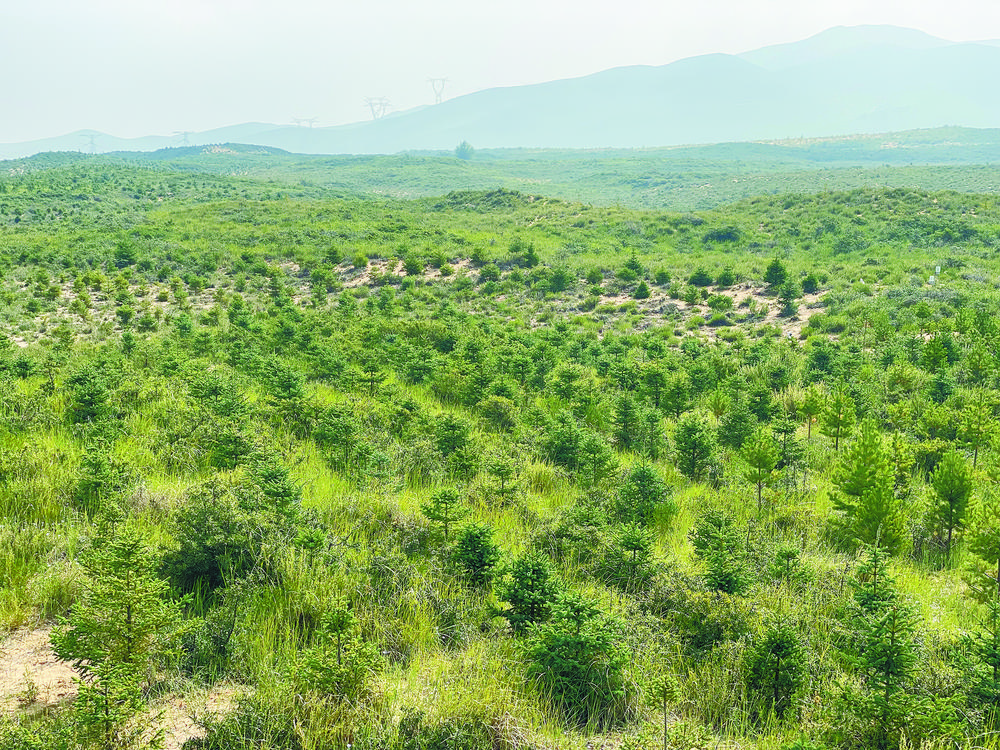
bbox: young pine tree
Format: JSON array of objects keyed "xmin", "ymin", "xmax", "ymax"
[
  {"xmin": 293, "ymin": 600, "xmax": 382, "ymax": 700},
  {"xmin": 850, "ymin": 545, "xmax": 919, "ymax": 750},
  {"xmin": 580, "ymin": 432, "xmax": 617, "ymax": 487},
  {"xmin": 613, "ymin": 392, "xmax": 641, "ymax": 452},
  {"xmin": 832, "ymin": 419, "xmax": 908, "ymax": 555},
  {"xmin": 639, "ymin": 406, "xmax": 666, "ymax": 461},
  {"xmin": 820, "ymin": 386, "xmax": 855, "ymax": 451},
  {"xmin": 313, "ymin": 405, "xmax": 360, "ymax": 470},
  {"xmin": 969, "ymin": 490, "xmax": 1000, "ymax": 602},
  {"xmin": 486, "ymin": 452, "xmax": 520, "ymax": 505},
  {"xmin": 772, "ymin": 415, "xmax": 806, "ymax": 490},
  {"xmin": 968, "ymin": 492, "xmax": 1000, "ymax": 714},
  {"xmin": 641, "ymin": 364, "xmax": 667, "ymax": 409},
  {"xmin": 970, "ymin": 591, "xmax": 1000, "ymax": 718},
  {"xmin": 674, "ymin": 410, "xmax": 716, "ymax": 482},
  {"xmin": 661, "ymin": 371, "xmax": 691, "ymax": 419},
  {"xmin": 852, "ymin": 543, "xmax": 900, "ymax": 616},
  {"xmin": 524, "ymin": 590, "xmax": 632, "ymax": 728},
  {"xmin": 800, "ymin": 384, "xmax": 825, "ymax": 440},
  {"xmin": 598, "ymin": 522, "xmax": 655, "ymax": 594},
  {"xmin": 860, "ymin": 603, "xmax": 920, "ymax": 749},
  {"xmin": 778, "ymin": 279, "xmax": 801, "ymax": 317},
  {"xmin": 690, "ymin": 510, "xmax": 749, "ymax": 595},
  {"xmin": 718, "ymin": 397, "xmax": 756, "ymax": 450},
  {"xmin": 746, "ymin": 619, "xmax": 805, "ymax": 719},
  {"xmin": 764, "ymin": 258, "xmax": 789, "ymax": 289},
  {"xmin": 742, "ymin": 428, "xmax": 779, "ymax": 512},
  {"xmin": 420, "ymin": 487, "xmax": 468, "ymax": 542},
  {"xmin": 645, "ymin": 673, "xmax": 680, "ymax": 750},
  {"xmin": 614, "ymin": 463, "xmax": 671, "ymax": 525},
  {"xmin": 51, "ymin": 524, "xmax": 183, "ymax": 748},
  {"xmin": 929, "ymin": 449, "xmax": 973, "ymax": 560},
  {"xmin": 500, "ymin": 554, "xmax": 558, "ymax": 635},
  {"xmin": 960, "ymin": 390, "xmax": 994, "ymax": 468},
  {"xmin": 453, "ymin": 522, "xmax": 501, "ymax": 587}
]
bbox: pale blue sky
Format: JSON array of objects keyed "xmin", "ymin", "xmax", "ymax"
[{"xmin": 3, "ymin": 0, "xmax": 1000, "ymax": 142}]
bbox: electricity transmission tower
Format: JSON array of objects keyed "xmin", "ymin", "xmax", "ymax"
[
  {"xmin": 172, "ymin": 131, "xmax": 193, "ymax": 146},
  {"xmin": 79, "ymin": 133, "xmax": 99, "ymax": 154},
  {"xmin": 428, "ymin": 77, "xmax": 448, "ymax": 104},
  {"xmin": 363, "ymin": 97, "xmax": 390, "ymax": 120}
]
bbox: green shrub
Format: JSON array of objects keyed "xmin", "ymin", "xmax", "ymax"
[
  {"xmin": 398, "ymin": 709, "xmax": 503, "ymax": 750},
  {"xmin": 499, "ymin": 553, "xmax": 558, "ymax": 634},
  {"xmin": 292, "ymin": 602, "xmax": 382, "ymax": 700},
  {"xmin": 163, "ymin": 479, "xmax": 282, "ymax": 591},
  {"xmin": 453, "ymin": 523, "xmax": 501, "ymax": 587},
  {"xmin": 0, "ymin": 716, "xmax": 76, "ymax": 750},
  {"xmin": 745, "ymin": 620, "xmax": 805, "ymax": 718},
  {"xmin": 688, "ymin": 269, "xmax": 713, "ymax": 286},
  {"xmin": 190, "ymin": 691, "xmax": 304, "ymax": 750},
  {"xmin": 643, "ymin": 573, "xmax": 751, "ymax": 653},
  {"xmin": 716, "ymin": 267, "xmax": 736, "ymax": 287},
  {"xmin": 525, "ymin": 590, "xmax": 634, "ymax": 728},
  {"xmin": 478, "ymin": 263, "xmax": 500, "ymax": 283}
]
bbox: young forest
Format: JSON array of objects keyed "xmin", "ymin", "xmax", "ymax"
[{"xmin": 1, "ymin": 152, "xmax": 1000, "ymax": 750}]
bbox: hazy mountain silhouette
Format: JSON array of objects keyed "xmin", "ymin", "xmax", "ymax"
[{"xmin": 4, "ymin": 25, "xmax": 1000, "ymax": 158}]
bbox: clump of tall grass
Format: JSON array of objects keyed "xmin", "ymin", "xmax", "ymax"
[{"xmin": 0, "ymin": 522, "xmax": 80, "ymax": 627}]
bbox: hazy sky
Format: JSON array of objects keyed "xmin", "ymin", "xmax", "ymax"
[{"xmin": 3, "ymin": 0, "xmax": 1000, "ymax": 143}]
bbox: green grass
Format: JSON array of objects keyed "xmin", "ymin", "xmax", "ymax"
[{"xmin": 4, "ymin": 157, "xmax": 1000, "ymax": 748}]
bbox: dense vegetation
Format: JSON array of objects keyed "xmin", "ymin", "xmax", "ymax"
[
  {"xmin": 2, "ymin": 152, "xmax": 1000, "ymax": 749},
  {"xmin": 6, "ymin": 125, "xmax": 1000, "ymax": 212}
]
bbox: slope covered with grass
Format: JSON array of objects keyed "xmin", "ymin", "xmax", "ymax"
[{"xmin": 2, "ymin": 164, "xmax": 1000, "ymax": 749}]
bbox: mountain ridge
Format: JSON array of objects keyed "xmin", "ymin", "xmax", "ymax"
[{"xmin": 4, "ymin": 25, "xmax": 1000, "ymax": 158}]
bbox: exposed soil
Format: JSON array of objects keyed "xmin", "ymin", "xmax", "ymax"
[
  {"xmin": 0, "ymin": 626, "xmax": 76, "ymax": 714},
  {"xmin": 579, "ymin": 281, "xmax": 829, "ymax": 339},
  {"xmin": 340, "ymin": 257, "xmax": 475, "ymax": 288},
  {"xmin": 154, "ymin": 685, "xmax": 238, "ymax": 750},
  {"xmin": 5, "ymin": 262, "xmax": 839, "ymax": 347},
  {"xmin": 1, "ymin": 626, "xmax": 236, "ymax": 749}
]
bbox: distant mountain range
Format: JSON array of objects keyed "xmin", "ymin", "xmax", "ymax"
[{"xmin": 5, "ymin": 25, "xmax": 1000, "ymax": 159}]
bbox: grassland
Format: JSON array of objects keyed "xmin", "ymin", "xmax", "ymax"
[{"xmin": 1, "ymin": 150, "xmax": 1000, "ymax": 749}]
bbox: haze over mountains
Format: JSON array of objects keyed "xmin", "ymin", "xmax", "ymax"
[{"xmin": 5, "ymin": 24, "xmax": 1000, "ymax": 160}]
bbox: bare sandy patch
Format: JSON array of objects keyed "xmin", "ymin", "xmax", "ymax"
[
  {"xmin": 1, "ymin": 626, "xmax": 238, "ymax": 749},
  {"xmin": 153, "ymin": 684, "xmax": 239, "ymax": 750},
  {"xmin": 0, "ymin": 626, "xmax": 77, "ymax": 714}
]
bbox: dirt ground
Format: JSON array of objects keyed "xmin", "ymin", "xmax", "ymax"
[
  {"xmin": 1, "ymin": 626, "xmax": 236, "ymax": 748},
  {"xmin": 153, "ymin": 685, "xmax": 238, "ymax": 750},
  {"xmin": 593, "ymin": 281, "xmax": 828, "ymax": 339},
  {"xmin": 0, "ymin": 626, "xmax": 76, "ymax": 714}
]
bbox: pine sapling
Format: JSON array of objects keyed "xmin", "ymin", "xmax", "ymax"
[{"xmin": 420, "ymin": 487, "xmax": 467, "ymax": 542}]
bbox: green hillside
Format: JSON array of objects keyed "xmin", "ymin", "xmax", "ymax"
[
  {"xmin": 2, "ymin": 161, "xmax": 1000, "ymax": 749},
  {"xmin": 5, "ymin": 126, "xmax": 1000, "ymax": 215}
]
